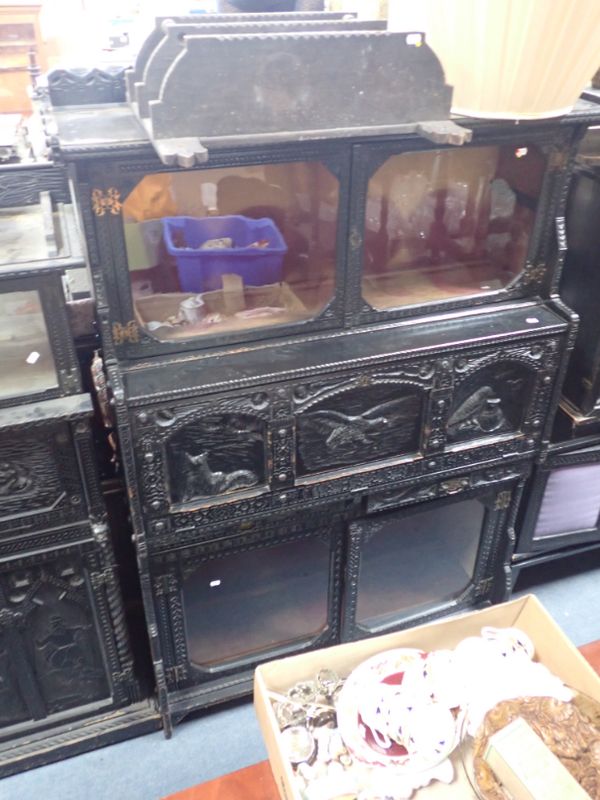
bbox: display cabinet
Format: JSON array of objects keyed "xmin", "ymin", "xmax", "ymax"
[
  {"xmin": 74, "ymin": 120, "xmax": 587, "ymax": 360},
  {"xmin": 557, "ymin": 145, "xmax": 600, "ymax": 437},
  {"xmin": 47, "ymin": 16, "xmax": 600, "ymax": 734},
  {"xmin": 0, "ymin": 161, "xmax": 158, "ymax": 774},
  {"xmin": 516, "ymin": 436, "xmax": 600, "ymax": 557}
]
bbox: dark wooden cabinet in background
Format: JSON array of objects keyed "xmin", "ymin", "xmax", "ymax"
[{"xmin": 0, "ymin": 164, "xmax": 158, "ymax": 777}]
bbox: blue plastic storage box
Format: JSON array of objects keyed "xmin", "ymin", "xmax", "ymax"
[{"xmin": 162, "ymin": 215, "xmax": 288, "ymax": 293}]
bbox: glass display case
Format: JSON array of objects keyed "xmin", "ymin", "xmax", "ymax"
[
  {"xmin": 357, "ymin": 141, "xmax": 548, "ymax": 313},
  {"xmin": 115, "ymin": 155, "xmax": 344, "ymax": 346},
  {"xmin": 150, "ymin": 509, "xmax": 344, "ymax": 693},
  {"xmin": 517, "ymin": 437, "xmax": 600, "ymax": 555},
  {"xmin": 0, "ymin": 273, "xmax": 80, "ymax": 408},
  {"xmin": 342, "ymin": 477, "xmax": 520, "ymax": 640},
  {"xmin": 0, "ymin": 289, "xmax": 58, "ymax": 402}
]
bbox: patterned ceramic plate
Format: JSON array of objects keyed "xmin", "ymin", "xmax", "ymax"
[{"xmin": 336, "ymin": 648, "xmax": 459, "ymax": 771}]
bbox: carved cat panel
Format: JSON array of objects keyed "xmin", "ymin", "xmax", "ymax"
[
  {"xmin": 296, "ymin": 384, "xmax": 423, "ymax": 475},
  {"xmin": 167, "ymin": 414, "xmax": 266, "ymax": 504},
  {"xmin": 447, "ymin": 361, "xmax": 534, "ymax": 444}
]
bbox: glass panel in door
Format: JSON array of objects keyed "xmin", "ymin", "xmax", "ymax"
[
  {"xmin": 534, "ymin": 462, "xmax": 600, "ymax": 540},
  {"xmin": 182, "ymin": 536, "xmax": 331, "ymax": 668},
  {"xmin": 354, "ymin": 498, "xmax": 484, "ymax": 629},
  {"xmin": 363, "ymin": 144, "xmax": 546, "ymax": 309},
  {"xmin": 0, "ymin": 290, "xmax": 58, "ymax": 401},
  {"xmin": 122, "ymin": 161, "xmax": 339, "ymax": 340}
]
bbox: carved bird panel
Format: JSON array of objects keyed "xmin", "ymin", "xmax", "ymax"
[{"xmin": 297, "ymin": 385, "xmax": 423, "ymax": 474}]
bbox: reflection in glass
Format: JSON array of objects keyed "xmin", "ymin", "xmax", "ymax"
[
  {"xmin": 182, "ymin": 537, "xmax": 330, "ymax": 667},
  {"xmin": 0, "ymin": 290, "xmax": 58, "ymax": 401},
  {"xmin": 534, "ymin": 463, "xmax": 600, "ymax": 540},
  {"xmin": 363, "ymin": 145, "xmax": 546, "ymax": 309},
  {"xmin": 122, "ymin": 162, "xmax": 339, "ymax": 341},
  {"xmin": 354, "ymin": 499, "xmax": 484, "ymax": 629}
]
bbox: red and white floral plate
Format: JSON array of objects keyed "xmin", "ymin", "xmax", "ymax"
[{"xmin": 336, "ymin": 648, "xmax": 461, "ymax": 773}]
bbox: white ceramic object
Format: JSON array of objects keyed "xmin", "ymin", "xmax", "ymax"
[
  {"xmin": 179, "ymin": 294, "xmax": 205, "ymax": 323},
  {"xmin": 336, "ymin": 648, "xmax": 460, "ymax": 778},
  {"xmin": 452, "ymin": 628, "xmax": 573, "ymax": 735},
  {"xmin": 423, "ymin": 0, "xmax": 600, "ymax": 119},
  {"xmin": 402, "ymin": 649, "xmax": 465, "ymax": 710}
]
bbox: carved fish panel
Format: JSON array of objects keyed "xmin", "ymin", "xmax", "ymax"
[
  {"xmin": 296, "ymin": 384, "xmax": 423, "ymax": 475},
  {"xmin": 447, "ymin": 362, "xmax": 534, "ymax": 444},
  {"xmin": 166, "ymin": 414, "xmax": 267, "ymax": 504}
]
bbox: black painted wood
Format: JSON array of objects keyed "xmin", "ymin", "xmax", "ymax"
[{"xmin": 45, "ymin": 24, "xmax": 600, "ymax": 734}]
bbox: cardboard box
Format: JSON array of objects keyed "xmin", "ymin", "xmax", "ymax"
[{"xmin": 254, "ymin": 595, "xmax": 600, "ymax": 800}]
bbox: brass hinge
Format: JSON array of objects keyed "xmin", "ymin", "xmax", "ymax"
[
  {"xmin": 477, "ymin": 577, "xmax": 494, "ymax": 595},
  {"xmin": 495, "ymin": 490, "xmax": 512, "ymax": 510},
  {"xmin": 92, "ymin": 188, "xmax": 122, "ymax": 216},
  {"xmin": 166, "ymin": 665, "xmax": 187, "ymax": 684},
  {"xmin": 549, "ymin": 149, "xmax": 568, "ymax": 170},
  {"xmin": 90, "ymin": 568, "xmax": 114, "ymax": 590},
  {"xmin": 112, "ymin": 321, "xmax": 140, "ymax": 345}
]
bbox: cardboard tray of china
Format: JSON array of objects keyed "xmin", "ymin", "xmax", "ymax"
[{"xmin": 254, "ymin": 596, "xmax": 600, "ymax": 800}]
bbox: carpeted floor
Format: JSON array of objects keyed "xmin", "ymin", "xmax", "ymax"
[{"xmin": 2, "ymin": 547, "xmax": 600, "ymax": 800}]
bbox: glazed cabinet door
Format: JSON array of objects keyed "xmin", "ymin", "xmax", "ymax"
[
  {"xmin": 517, "ymin": 438, "xmax": 600, "ymax": 555},
  {"xmin": 150, "ymin": 507, "xmax": 344, "ymax": 697},
  {"xmin": 80, "ymin": 143, "xmax": 351, "ymax": 359},
  {"xmin": 0, "ymin": 274, "xmax": 81, "ymax": 409},
  {"xmin": 347, "ymin": 129, "xmax": 575, "ymax": 326},
  {"xmin": 341, "ymin": 467, "xmax": 526, "ymax": 641}
]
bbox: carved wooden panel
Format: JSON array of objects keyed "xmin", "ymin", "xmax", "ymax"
[
  {"xmin": 296, "ymin": 382, "xmax": 424, "ymax": 475},
  {"xmin": 0, "ymin": 426, "xmax": 83, "ymax": 532},
  {"xmin": 0, "ymin": 554, "xmax": 110, "ymax": 728},
  {"xmin": 0, "ymin": 633, "xmax": 30, "ymax": 727},
  {"xmin": 447, "ymin": 361, "xmax": 535, "ymax": 444},
  {"xmin": 166, "ymin": 414, "xmax": 267, "ymax": 505}
]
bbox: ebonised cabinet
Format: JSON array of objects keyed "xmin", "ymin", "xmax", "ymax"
[
  {"xmin": 47, "ymin": 16, "xmax": 600, "ymax": 734},
  {"xmin": 0, "ymin": 164, "xmax": 157, "ymax": 776}
]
